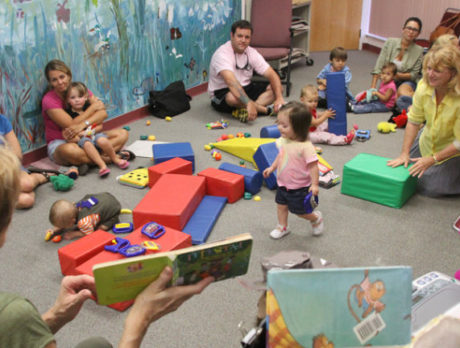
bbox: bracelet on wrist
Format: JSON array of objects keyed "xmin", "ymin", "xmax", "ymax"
[{"xmin": 432, "ymin": 153, "xmax": 439, "ymax": 164}]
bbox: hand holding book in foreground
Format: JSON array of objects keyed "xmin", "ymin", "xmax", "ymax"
[{"xmin": 94, "ymin": 233, "xmax": 253, "ymax": 305}]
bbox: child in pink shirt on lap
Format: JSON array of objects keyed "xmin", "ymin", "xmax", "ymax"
[{"xmin": 353, "ymin": 63, "xmax": 397, "ymax": 114}]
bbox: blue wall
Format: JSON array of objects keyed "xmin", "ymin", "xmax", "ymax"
[{"xmin": 0, "ymin": 0, "xmax": 241, "ymax": 152}]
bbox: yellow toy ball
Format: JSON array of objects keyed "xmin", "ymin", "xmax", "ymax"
[
  {"xmin": 204, "ymin": 144, "xmax": 212, "ymax": 151},
  {"xmin": 148, "ymin": 135, "xmax": 156, "ymax": 141},
  {"xmin": 228, "ymin": 134, "xmax": 234, "ymax": 139},
  {"xmin": 165, "ymin": 116, "xmax": 172, "ymax": 122},
  {"xmin": 146, "ymin": 120, "xmax": 151, "ymax": 126},
  {"xmin": 254, "ymin": 195, "xmax": 261, "ymax": 201}
]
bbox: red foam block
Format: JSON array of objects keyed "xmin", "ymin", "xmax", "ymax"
[
  {"xmin": 133, "ymin": 174, "xmax": 206, "ymax": 230},
  {"xmin": 75, "ymin": 225, "xmax": 191, "ymax": 311},
  {"xmin": 197, "ymin": 167, "xmax": 244, "ymax": 203},
  {"xmin": 58, "ymin": 230, "xmax": 115, "ymax": 276},
  {"xmin": 148, "ymin": 157, "xmax": 193, "ymax": 188},
  {"xmin": 75, "ymin": 225, "xmax": 191, "ymax": 276}
]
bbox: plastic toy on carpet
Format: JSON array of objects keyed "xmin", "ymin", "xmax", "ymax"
[
  {"xmin": 377, "ymin": 122, "xmax": 397, "ymax": 133},
  {"xmin": 50, "ymin": 174, "xmax": 74, "ymax": 191}
]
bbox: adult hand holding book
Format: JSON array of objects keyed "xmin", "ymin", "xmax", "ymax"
[{"xmin": 119, "ymin": 266, "xmax": 213, "ymax": 347}]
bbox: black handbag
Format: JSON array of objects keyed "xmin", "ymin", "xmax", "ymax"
[{"xmin": 148, "ymin": 80, "xmax": 191, "ymax": 118}]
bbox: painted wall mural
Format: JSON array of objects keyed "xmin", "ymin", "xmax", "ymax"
[{"xmin": 0, "ymin": 0, "xmax": 241, "ymax": 152}]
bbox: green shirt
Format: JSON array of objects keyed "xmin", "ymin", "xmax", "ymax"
[
  {"xmin": 0, "ymin": 292, "xmax": 54, "ymax": 348},
  {"xmin": 372, "ymin": 37, "xmax": 424, "ymax": 82}
]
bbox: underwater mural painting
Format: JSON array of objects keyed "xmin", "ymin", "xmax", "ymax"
[{"xmin": 0, "ymin": 0, "xmax": 241, "ymax": 151}]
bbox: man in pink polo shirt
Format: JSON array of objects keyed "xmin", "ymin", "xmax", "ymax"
[{"xmin": 208, "ymin": 20, "xmax": 285, "ymax": 122}]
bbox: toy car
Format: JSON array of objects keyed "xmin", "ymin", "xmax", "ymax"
[
  {"xmin": 141, "ymin": 221, "xmax": 166, "ymax": 239},
  {"xmin": 356, "ymin": 129, "xmax": 371, "ymax": 142},
  {"xmin": 113, "ymin": 222, "xmax": 134, "ymax": 234}
]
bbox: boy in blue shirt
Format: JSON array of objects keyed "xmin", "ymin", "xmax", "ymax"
[{"xmin": 316, "ymin": 47, "xmax": 355, "ymax": 110}]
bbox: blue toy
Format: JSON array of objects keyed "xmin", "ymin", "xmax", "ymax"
[
  {"xmin": 153, "ymin": 142, "xmax": 195, "ymax": 172},
  {"xmin": 218, "ymin": 162, "xmax": 263, "ymax": 195},
  {"xmin": 141, "ymin": 222, "xmax": 166, "ymax": 239},
  {"xmin": 105, "ymin": 237, "xmax": 130, "ymax": 253},
  {"xmin": 356, "ymin": 129, "xmax": 371, "ymax": 142},
  {"xmin": 183, "ymin": 195, "xmax": 227, "ymax": 244},
  {"xmin": 326, "ymin": 72, "xmax": 347, "ymax": 136},
  {"xmin": 260, "ymin": 124, "xmax": 281, "ymax": 138},
  {"xmin": 76, "ymin": 196, "xmax": 99, "ymax": 209},
  {"xmin": 303, "ymin": 191, "xmax": 319, "ymax": 214},
  {"xmin": 112, "ymin": 222, "xmax": 134, "ymax": 234},
  {"xmin": 119, "ymin": 244, "xmax": 146, "ymax": 257},
  {"xmin": 253, "ymin": 142, "xmax": 278, "ymax": 190}
]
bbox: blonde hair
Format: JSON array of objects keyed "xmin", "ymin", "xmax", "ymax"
[
  {"xmin": 0, "ymin": 146, "xmax": 21, "ymax": 232},
  {"xmin": 49, "ymin": 199, "xmax": 77, "ymax": 228},
  {"xmin": 300, "ymin": 84, "xmax": 318, "ymax": 98},
  {"xmin": 432, "ymin": 34, "xmax": 459, "ymax": 49},
  {"xmin": 422, "ymin": 45, "xmax": 460, "ymax": 96}
]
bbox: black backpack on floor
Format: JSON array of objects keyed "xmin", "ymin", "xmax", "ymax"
[{"xmin": 148, "ymin": 80, "xmax": 192, "ymax": 118}]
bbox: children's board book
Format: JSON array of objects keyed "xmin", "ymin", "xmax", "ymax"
[
  {"xmin": 94, "ymin": 233, "xmax": 252, "ymax": 305},
  {"xmin": 266, "ymin": 266, "xmax": 412, "ymax": 347}
]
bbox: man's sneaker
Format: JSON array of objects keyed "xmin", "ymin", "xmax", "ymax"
[
  {"xmin": 232, "ymin": 108, "xmax": 248, "ymax": 123},
  {"xmin": 266, "ymin": 104, "xmax": 276, "ymax": 116},
  {"xmin": 270, "ymin": 225, "xmax": 290, "ymax": 239},
  {"xmin": 311, "ymin": 211, "xmax": 324, "ymax": 236}
]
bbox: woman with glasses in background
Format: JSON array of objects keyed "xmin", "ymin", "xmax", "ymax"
[{"xmin": 370, "ymin": 17, "xmax": 424, "ymax": 113}]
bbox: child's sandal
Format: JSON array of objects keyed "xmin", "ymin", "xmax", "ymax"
[
  {"xmin": 117, "ymin": 160, "xmax": 130, "ymax": 169},
  {"xmin": 99, "ymin": 167, "xmax": 111, "ymax": 177}
]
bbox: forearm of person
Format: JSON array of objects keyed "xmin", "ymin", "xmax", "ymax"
[
  {"xmin": 72, "ymin": 108, "xmax": 107, "ymax": 126},
  {"xmin": 311, "ymin": 114, "xmax": 327, "ymax": 127},
  {"xmin": 265, "ymin": 68, "xmax": 284, "ymax": 101},
  {"xmin": 93, "ymin": 124, "xmax": 104, "ymax": 134},
  {"xmin": 400, "ymin": 122, "xmax": 420, "ymax": 156},
  {"xmin": 371, "ymin": 74, "xmax": 379, "ymax": 89},
  {"xmin": 4, "ymin": 131, "xmax": 23, "ymax": 160},
  {"xmin": 396, "ymin": 72, "xmax": 412, "ymax": 81},
  {"xmin": 42, "ymin": 308, "xmax": 68, "ymax": 334},
  {"xmin": 308, "ymin": 161, "xmax": 320, "ymax": 196},
  {"xmin": 119, "ymin": 312, "xmax": 149, "ymax": 348},
  {"xmin": 433, "ymin": 143, "xmax": 460, "ymax": 162},
  {"xmin": 377, "ymin": 90, "xmax": 392, "ymax": 103},
  {"xmin": 220, "ymin": 70, "xmax": 251, "ymax": 106}
]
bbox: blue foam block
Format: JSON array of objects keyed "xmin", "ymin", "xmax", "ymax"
[
  {"xmin": 260, "ymin": 125, "xmax": 280, "ymax": 138},
  {"xmin": 253, "ymin": 142, "xmax": 278, "ymax": 190},
  {"xmin": 153, "ymin": 142, "xmax": 195, "ymax": 172},
  {"xmin": 326, "ymin": 72, "xmax": 347, "ymax": 136},
  {"xmin": 183, "ymin": 195, "xmax": 227, "ymax": 244},
  {"xmin": 218, "ymin": 162, "xmax": 263, "ymax": 194}
]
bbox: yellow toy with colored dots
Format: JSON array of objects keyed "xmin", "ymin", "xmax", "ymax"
[{"xmin": 117, "ymin": 167, "xmax": 149, "ymax": 189}]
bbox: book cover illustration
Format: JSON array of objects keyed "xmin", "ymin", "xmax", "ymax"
[
  {"xmin": 266, "ymin": 266, "xmax": 412, "ymax": 347},
  {"xmin": 94, "ymin": 233, "xmax": 252, "ymax": 305}
]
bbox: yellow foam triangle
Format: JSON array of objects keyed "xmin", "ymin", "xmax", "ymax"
[
  {"xmin": 212, "ymin": 138, "xmax": 275, "ymax": 166},
  {"xmin": 317, "ymin": 154, "xmax": 333, "ymax": 170}
]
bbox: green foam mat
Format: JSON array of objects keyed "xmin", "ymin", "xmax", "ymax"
[{"xmin": 341, "ymin": 153, "xmax": 417, "ymax": 208}]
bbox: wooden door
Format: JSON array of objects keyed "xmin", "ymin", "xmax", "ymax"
[{"xmin": 310, "ymin": 0, "xmax": 363, "ymax": 51}]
